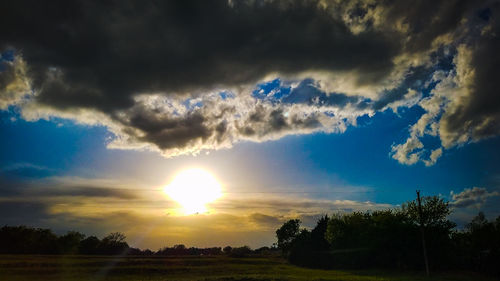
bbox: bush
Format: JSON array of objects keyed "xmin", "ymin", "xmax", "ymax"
[{"xmin": 229, "ymin": 246, "xmax": 252, "ymax": 257}]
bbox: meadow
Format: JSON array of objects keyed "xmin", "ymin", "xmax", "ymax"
[{"xmin": 0, "ymin": 255, "xmax": 496, "ymax": 281}]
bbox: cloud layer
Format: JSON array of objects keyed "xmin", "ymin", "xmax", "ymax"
[
  {"xmin": 450, "ymin": 186, "xmax": 500, "ymax": 209},
  {"xmin": 1, "ymin": 0, "xmax": 499, "ymax": 163},
  {"xmin": 0, "ymin": 175, "xmax": 392, "ymax": 248}
]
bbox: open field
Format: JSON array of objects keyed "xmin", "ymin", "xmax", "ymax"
[{"xmin": 0, "ymin": 255, "xmax": 496, "ymax": 281}]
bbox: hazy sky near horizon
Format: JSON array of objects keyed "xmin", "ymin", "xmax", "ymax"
[{"xmin": 1, "ymin": 0, "xmax": 500, "ymax": 249}]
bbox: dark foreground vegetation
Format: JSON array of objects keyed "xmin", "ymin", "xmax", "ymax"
[
  {"xmin": 0, "ymin": 226, "xmax": 262, "ymax": 257},
  {"xmin": 1, "ymin": 195, "xmax": 499, "ymax": 280},
  {"xmin": 276, "ymin": 196, "xmax": 500, "ymax": 278},
  {"xmin": 0, "ymin": 255, "xmax": 497, "ymax": 281}
]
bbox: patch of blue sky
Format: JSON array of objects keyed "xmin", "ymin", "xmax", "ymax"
[
  {"xmin": 0, "ymin": 110, "xmax": 110, "ymax": 179},
  {"xmin": 181, "ymin": 97, "xmax": 203, "ymax": 110},
  {"xmin": 323, "ymin": 111, "xmax": 335, "ymax": 118},
  {"xmin": 0, "ymin": 49, "xmax": 15, "ymax": 72},
  {"xmin": 372, "ymin": 50, "xmax": 455, "ymax": 112},
  {"xmin": 419, "ymin": 134, "xmax": 443, "ymax": 153},
  {"xmin": 0, "ymin": 162, "xmax": 57, "ymax": 179},
  {"xmin": 219, "ymin": 91, "xmax": 235, "ymax": 100},
  {"xmin": 0, "ymin": 49, "xmax": 15, "ymax": 62},
  {"xmin": 432, "ymin": 46, "xmax": 456, "ymax": 71},
  {"xmin": 252, "ymin": 78, "xmax": 280, "ymax": 97},
  {"xmin": 279, "ymin": 106, "xmax": 498, "ymax": 204},
  {"xmin": 178, "ymin": 91, "xmax": 235, "ymax": 111},
  {"xmin": 252, "ymin": 78, "xmax": 291, "ymax": 102},
  {"xmin": 416, "ymin": 48, "xmax": 456, "ymax": 98}
]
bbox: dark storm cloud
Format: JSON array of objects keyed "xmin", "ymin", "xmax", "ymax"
[
  {"xmin": 249, "ymin": 213, "xmax": 282, "ymax": 227},
  {"xmin": 118, "ymin": 106, "xmax": 212, "ymax": 151},
  {"xmin": 0, "ymin": 199, "xmax": 144, "ymax": 238},
  {"xmin": 50, "ymin": 186, "xmax": 138, "ymax": 199},
  {"xmin": 388, "ymin": 1, "xmax": 500, "ymax": 165},
  {"xmin": 370, "ymin": 0, "xmax": 476, "ymax": 52},
  {"xmin": 371, "ymin": 63, "xmax": 447, "ymax": 111},
  {"xmin": 0, "ymin": 51, "xmax": 29, "ymax": 109},
  {"xmin": 0, "ymin": 60, "xmax": 16, "ymax": 91},
  {"xmin": 0, "ymin": 201, "xmax": 52, "ymax": 225},
  {"xmin": 0, "ymin": 0, "xmax": 398, "ymax": 111},
  {"xmin": 0, "ymin": 177, "xmax": 139, "ymax": 199},
  {"xmin": 0, "ymin": 0, "xmax": 498, "ymax": 162},
  {"xmin": 439, "ymin": 3, "xmax": 500, "ymax": 146}
]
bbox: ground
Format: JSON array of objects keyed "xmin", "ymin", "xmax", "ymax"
[{"xmin": 0, "ymin": 255, "xmax": 495, "ymax": 281}]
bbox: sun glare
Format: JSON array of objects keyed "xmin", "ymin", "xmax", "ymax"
[{"xmin": 164, "ymin": 169, "xmax": 223, "ymax": 215}]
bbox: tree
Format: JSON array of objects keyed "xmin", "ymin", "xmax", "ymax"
[
  {"xmin": 0, "ymin": 226, "xmax": 57, "ymax": 254},
  {"xmin": 230, "ymin": 246, "xmax": 252, "ymax": 257},
  {"xmin": 102, "ymin": 232, "xmax": 126, "ymax": 244},
  {"xmin": 79, "ymin": 236, "xmax": 100, "ymax": 254},
  {"xmin": 288, "ymin": 229, "xmax": 313, "ymax": 266},
  {"xmin": 402, "ymin": 195, "xmax": 455, "ymax": 270},
  {"xmin": 99, "ymin": 232, "xmax": 129, "ymax": 255},
  {"xmin": 466, "ymin": 212, "xmax": 497, "ymax": 253},
  {"xmin": 452, "ymin": 213, "xmax": 500, "ymax": 276},
  {"xmin": 276, "ymin": 219, "xmax": 301, "ymax": 255},
  {"xmin": 466, "ymin": 211, "xmax": 489, "ymax": 232},
  {"xmin": 310, "ymin": 215, "xmax": 330, "ymax": 251},
  {"xmin": 325, "ymin": 212, "xmax": 373, "ymax": 250},
  {"xmin": 223, "ymin": 246, "xmax": 232, "ymax": 254},
  {"xmin": 58, "ymin": 231, "xmax": 85, "ymax": 254},
  {"xmin": 276, "ymin": 216, "xmax": 332, "ymax": 268},
  {"xmin": 402, "ymin": 195, "xmax": 453, "ymax": 228},
  {"xmin": 173, "ymin": 244, "xmax": 187, "ymax": 255}
]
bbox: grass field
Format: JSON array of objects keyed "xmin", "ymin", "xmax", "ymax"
[{"xmin": 0, "ymin": 255, "xmax": 496, "ymax": 281}]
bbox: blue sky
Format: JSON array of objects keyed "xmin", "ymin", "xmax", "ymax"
[
  {"xmin": 1, "ymin": 92, "xmax": 499, "ymax": 235},
  {"xmin": 2, "ymin": 96, "xmax": 498, "ymax": 199}
]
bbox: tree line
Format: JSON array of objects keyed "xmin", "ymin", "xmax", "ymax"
[
  {"xmin": 1, "ymin": 194, "xmax": 498, "ymax": 277},
  {"xmin": 0, "ymin": 226, "xmax": 275, "ymax": 257},
  {"xmin": 0, "ymin": 228, "xmax": 130, "ymax": 255},
  {"xmin": 275, "ymin": 195, "xmax": 500, "ymax": 277}
]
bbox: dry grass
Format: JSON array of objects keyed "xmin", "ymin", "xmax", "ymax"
[{"xmin": 0, "ymin": 255, "xmax": 495, "ymax": 281}]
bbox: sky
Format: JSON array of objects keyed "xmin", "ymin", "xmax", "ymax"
[{"xmin": 1, "ymin": 0, "xmax": 500, "ymax": 250}]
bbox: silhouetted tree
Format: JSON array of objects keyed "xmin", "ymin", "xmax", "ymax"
[
  {"xmin": 402, "ymin": 195, "xmax": 453, "ymax": 228},
  {"xmin": 288, "ymin": 229, "xmax": 313, "ymax": 266},
  {"xmin": 457, "ymin": 212, "xmax": 500, "ymax": 276},
  {"xmin": 229, "ymin": 246, "xmax": 252, "ymax": 257},
  {"xmin": 310, "ymin": 215, "xmax": 330, "ymax": 251},
  {"xmin": 276, "ymin": 219, "xmax": 301, "ymax": 255},
  {"xmin": 290, "ymin": 216, "xmax": 335, "ymax": 268},
  {"xmin": 155, "ymin": 245, "xmax": 222, "ymax": 256},
  {"xmin": 402, "ymin": 195, "xmax": 456, "ymax": 269},
  {"xmin": 0, "ymin": 226, "xmax": 58, "ymax": 254},
  {"xmin": 98, "ymin": 232, "xmax": 129, "ymax": 255},
  {"xmin": 143, "ymin": 249, "xmax": 154, "ymax": 255},
  {"xmin": 223, "ymin": 246, "xmax": 232, "ymax": 254},
  {"xmin": 254, "ymin": 246, "xmax": 275, "ymax": 256},
  {"xmin": 79, "ymin": 236, "xmax": 101, "ymax": 254},
  {"xmin": 57, "ymin": 231, "xmax": 85, "ymax": 254},
  {"xmin": 277, "ymin": 196, "xmax": 460, "ymax": 269}
]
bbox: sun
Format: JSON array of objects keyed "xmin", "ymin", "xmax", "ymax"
[{"xmin": 164, "ymin": 169, "xmax": 223, "ymax": 215}]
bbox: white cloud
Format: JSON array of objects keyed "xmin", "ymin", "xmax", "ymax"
[
  {"xmin": 0, "ymin": 56, "xmax": 30, "ymax": 109},
  {"xmin": 450, "ymin": 187, "xmax": 500, "ymax": 209}
]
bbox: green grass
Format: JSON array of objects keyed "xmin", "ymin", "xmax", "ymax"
[{"xmin": 0, "ymin": 255, "xmax": 495, "ymax": 281}]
